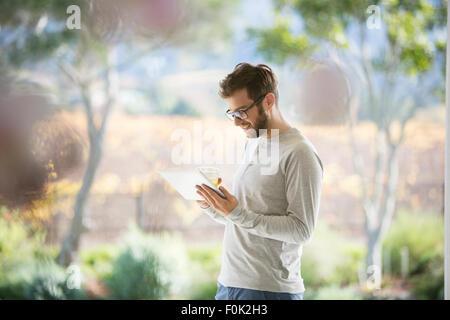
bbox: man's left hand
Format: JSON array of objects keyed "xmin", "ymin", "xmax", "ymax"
[{"xmin": 195, "ymin": 184, "xmax": 238, "ymax": 216}]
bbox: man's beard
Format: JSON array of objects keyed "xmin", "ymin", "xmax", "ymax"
[{"xmin": 253, "ymin": 105, "xmax": 268, "ymax": 138}]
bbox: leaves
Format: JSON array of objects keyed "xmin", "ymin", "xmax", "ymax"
[
  {"xmin": 248, "ymin": 18, "xmax": 314, "ymax": 65},
  {"xmin": 248, "ymin": 0, "xmax": 446, "ymax": 105}
]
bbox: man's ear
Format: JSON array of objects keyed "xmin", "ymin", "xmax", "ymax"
[{"xmin": 265, "ymin": 93, "xmax": 276, "ymax": 111}]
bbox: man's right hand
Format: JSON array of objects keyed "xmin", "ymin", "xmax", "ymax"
[{"xmin": 196, "ymin": 177, "xmax": 222, "ymax": 209}]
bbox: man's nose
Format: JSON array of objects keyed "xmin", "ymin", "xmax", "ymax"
[{"xmin": 234, "ymin": 116, "xmax": 245, "ymax": 126}]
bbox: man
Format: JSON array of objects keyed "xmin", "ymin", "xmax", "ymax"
[{"xmin": 195, "ymin": 63, "xmax": 323, "ymax": 300}]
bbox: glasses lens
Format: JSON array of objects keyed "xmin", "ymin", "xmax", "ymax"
[
  {"xmin": 238, "ymin": 111, "xmax": 247, "ymax": 120},
  {"xmin": 226, "ymin": 110, "xmax": 247, "ymax": 121}
]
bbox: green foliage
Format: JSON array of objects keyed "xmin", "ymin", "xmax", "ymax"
[
  {"xmin": 80, "ymin": 245, "xmax": 118, "ymax": 280},
  {"xmin": 0, "ymin": 0, "xmax": 84, "ymax": 66},
  {"xmin": 0, "ymin": 262, "xmax": 85, "ymax": 300},
  {"xmin": 167, "ymin": 99, "xmax": 200, "ymax": 117},
  {"xmin": 410, "ymin": 255, "xmax": 444, "ymax": 300},
  {"xmin": 84, "ymin": 241, "xmax": 222, "ymax": 300},
  {"xmin": 1, "ymin": 210, "xmax": 443, "ymax": 300},
  {"xmin": 266, "ymin": 0, "xmax": 444, "ymax": 65},
  {"xmin": 332, "ymin": 245, "xmax": 366, "ymax": 286},
  {"xmin": 306, "ymin": 284, "xmax": 363, "ymax": 300},
  {"xmin": 301, "ymin": 223, "xmax": 365, "ymax": 288},
  {"xmin": 382, "ymin": 209, "xmax": 444, "ymax": 276},
  {"xmin": 384, "ymin": 8, "xmax": 435, "ymax": 76},
  {"xmin": 0, "ymin": 0, "xmax": 240, "ymax": 68},
  {"xmin": 247, "ymin": 17, "xmax": 314, "ymax": 65},
  {"xmin": 249, "ymin": 0, "xmax": 446, "ymax": 104},
  {"xmin": 277, "ymin": 0, "xmax": 370, "ymax": 43},
  {"xmin": 0, "ymin": 217, "xmax": 51, "ymax": 281},
  {"xmin": 103, "ymin": 225, "xmax": 190, "ymax": 299},
  {"xmin": 382, "ymin": 209, "xmax": 444, "ymax": 299},
  {"xmin": 186, "ymin": 245, "xmax": 222, "ymax": 276},
  {"xmin": 185, "ymin": 244, "xmax": 222, "ymax": 299},
  {"xmin": 303, "ymin": 211, "xmax": 444, "ymax": 300},
  {"xmin": 0, "ymin": 217, "xmax": 84, "ymax": 299},
  {"xmin": 189, "ymin": 281, "xmax": 219, "ymax": 300}
]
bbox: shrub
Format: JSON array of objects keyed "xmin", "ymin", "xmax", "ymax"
[
  {"xmin": 1, "ymin": 262, "xmax": 84, "ymax": 300},
  {"xmin": 0, "ymin": 216, "xmax": 41, "ymax": 280},
  {"xmin": 383, "ymin": 209, "xmax": 444, "ymax": 276},
  {"xmin": 410, "ymin": 255, "xmax": 444, "ymax": 300},
  {"xmin": 103, "ymin": 225, "xmax": 190, "ymax": 300},
  {"xmin": 80, "ymin": 245, "xmax": 118, "ymax": 280},
  {"xmin": 382, "ymin": 209, "xmax": 444, "ymax": 299},
  {"xmin": 0, "ymin": 263, "xmax": 80, "ymax": 299},
  {"xmin": 301, "ymin": 223, "xmax": 365, "ymax": 289},
  {"xmin": 332, "ymin": 245, "xmax": 366, "ymax": 286},
  {"xmin": 185, "ymin": 244, "xmax": 222, "ymax": 300},
  {"xmin": 0, "ymin": 217, "xmax": 84, "ymax": 299},
  {"xmin": 306, "ymin": 285, "xmax": 363, "ymax": 300},
  {"xmin": 186, "ymin": 245, "xmax": 222, "ymax": 277},
  {"xmin": 189, "ymin": 281, "xmax": 219, "ymax": 300}
]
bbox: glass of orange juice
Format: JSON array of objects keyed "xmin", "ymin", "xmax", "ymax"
[{"xmin": 198, "ymin": 167, "xmax": 220, "ymax": 187}]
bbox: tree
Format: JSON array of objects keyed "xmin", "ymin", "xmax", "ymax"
[
  {"xmin": 0, "ymin": 1, "xmax": 84, "ymax": 212},
  {"xmin": 248, "ymin": 0, "xmax": 447, "ymax": 289},
  {"xmin": 0, "ymin": 0, "xmax": 239, "ymax": 267}
]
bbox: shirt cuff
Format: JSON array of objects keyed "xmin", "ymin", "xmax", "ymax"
[
  {"xmin": 203, "ymin": 205, "xmax": 220, "ymax": 216},
  {"xmin": 202, "ymin": 206, "xmax": 214, "ymax": 214},
  {"xmin": 225, "ymin": 202, "xmax": 244, "ymax": 222}
]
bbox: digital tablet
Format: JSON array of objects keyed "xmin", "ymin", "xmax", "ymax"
[{"xmin": 157, "ymin": 168, "xmax": 226, "ymax": 201}]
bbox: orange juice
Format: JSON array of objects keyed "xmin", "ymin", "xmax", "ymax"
[{"xmin": 198, "ymin": 167, "xmax": 220, "ymax": 188}]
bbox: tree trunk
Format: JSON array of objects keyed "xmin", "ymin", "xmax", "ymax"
[
  {"xmin": 58, "ymin": 138, "xmax": 102, "ymax": 267},
  {"xmin": 348, "ymin": 110, "xmax": 401, "ymax": 291},
  {"xmin": 57, "ymin": 50, "xmax": 116, "ymax": 267},
  {"xmin": 366, "ymin": 229, "xmax": 382, "ymax": 289},
  {"xmin": 136, "ymin": 189, "xmax": 144, "ymax": 229}
]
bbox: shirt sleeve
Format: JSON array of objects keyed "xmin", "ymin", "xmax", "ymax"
[
  {"xmin": 224, "ymin": 144, "xmax": 323, "ymax": 244},
  {"xmin": 202, "ymin": 205, "xmax": 228, "ymax": 225}
]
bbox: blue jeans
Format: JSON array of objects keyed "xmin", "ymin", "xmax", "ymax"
[{"xmin": 215, "ymin": 282, "xmax": 304, "ymax": 300}]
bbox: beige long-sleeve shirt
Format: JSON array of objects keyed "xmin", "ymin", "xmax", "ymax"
[{"xmin": 203, "ymin": 127, "xmax": 323, "ymax": 293}]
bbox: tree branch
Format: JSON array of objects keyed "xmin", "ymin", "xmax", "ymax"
[
  {"xmin": 98, "ymin": 49, "xmax": 118, "ymax": 138},
  {"xmin": 347, "ymin": 97, "xmax": 372, "ymax": 216},
  {"xmin": 378, "ymin": 143, "xmax": 399, "ymax": 239},
  {"xmin": 372, "ymin": 128, "xmax": 387, "ymax": 215}
]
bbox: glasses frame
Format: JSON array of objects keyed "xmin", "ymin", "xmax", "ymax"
[{"xmin": 225, "ymin": 94, "xmax": 266, "ymax": 121}]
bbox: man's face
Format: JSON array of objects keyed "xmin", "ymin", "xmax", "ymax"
[{"xmin": 225, "ymin": 88, "xmax": 268, "ymax": 138}]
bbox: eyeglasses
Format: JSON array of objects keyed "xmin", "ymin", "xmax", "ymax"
[{"xmin": 225, "ymin": 94, "xmax": 266, "ymax": 121}]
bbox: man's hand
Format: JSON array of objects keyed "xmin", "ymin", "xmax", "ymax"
[
  {"xmin": 195, "ymin": 180, "xmax": 238, "ymax": 216},
  {"xmin": 196, "ymin": 178, "xmax": 222, "ymax": 209}
]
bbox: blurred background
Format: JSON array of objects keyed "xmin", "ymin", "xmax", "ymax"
[{"xmin": 0, "ymin": 0, "xmax": 447, "ymax": 300}]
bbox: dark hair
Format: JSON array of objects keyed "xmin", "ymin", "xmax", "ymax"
[{"xmin": 219, "ymin": 62, "xmax": 279, "ymax": 106}]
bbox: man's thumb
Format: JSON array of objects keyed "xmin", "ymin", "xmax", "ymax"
[{"xmin": 219, "ymin": 185, "xmax": 230, "ymax": 196}]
